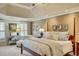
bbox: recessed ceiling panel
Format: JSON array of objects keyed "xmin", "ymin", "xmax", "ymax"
[
  {"xmin": 32, "ymin": 3, "xmax": 79, "ymax": 18},
  {"xmin": 6, "ymin": 4, "xmax": 34, "ymax": 18}
]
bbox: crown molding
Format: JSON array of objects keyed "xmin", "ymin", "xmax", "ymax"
[
  {"xmin": 0, "ymin": 13, "xmax": 39, "ymax": 22},
  {"xmin": 0, "ymin": 6, "xmax": 79, "ymax": 21}
]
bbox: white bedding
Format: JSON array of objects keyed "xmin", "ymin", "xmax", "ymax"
[
  {"xmin": 22, "ymin": 37, "xmax": 73, "ymax": 56},
  {"xmin": 23, "ymin": 39, "xmax": 51, "ymax": 56},
  {"xmin": 29, "ymin": 37, "xmax": 73, "ymax": 56}
]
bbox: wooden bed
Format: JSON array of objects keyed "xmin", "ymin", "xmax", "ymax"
[
  {"xmin": 20, "ymin": 40, "xmax": 74, "ymax": 56},
  {"xmin": 20, "ymin": 18, "xmax": 76, "ymax": 56}
]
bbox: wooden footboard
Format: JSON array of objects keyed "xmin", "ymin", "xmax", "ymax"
[
  {"xmin": 21, "ymin": 43, "xmax": 23, "ymax": 54},
  {"xmin": 21, "ymin": 43, "xmax": 73, "ymax": 56},
  {"xmin": 21, "ymin": 43, "xmax": 41, "ymax": 56}
]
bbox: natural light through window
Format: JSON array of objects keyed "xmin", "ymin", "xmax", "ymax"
[
  {"xmin": 0, "ymin": 22, "xmax": 5, "ymax": 39},
  {"xmin": 17, "ymin": 23, "xmax": 27, "ymax": 36}
]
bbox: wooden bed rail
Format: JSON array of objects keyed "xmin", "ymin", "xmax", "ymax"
[
  {"xmin": 21, "ymin": 43, "xmax": 23, "ymax": 54},
  {"xmin": 21, "ymin": 43, "xmax": 41, "ymax": 56},
  {"xmin": 20, "ymin": 43, "xmax": 74, "ymax": 56}
]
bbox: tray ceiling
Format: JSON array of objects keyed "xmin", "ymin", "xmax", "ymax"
[{"xmin": 0, "ymin": 3, "xmax": 79, "ymax": 21}]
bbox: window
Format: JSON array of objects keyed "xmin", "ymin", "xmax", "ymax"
[
  {"xmin": 0, "ymin": 22, "xmax": 5, "ymax": 39},
  {"xmin": 17, "ymin": 23, "xmax": 27, "ymax": 36}
]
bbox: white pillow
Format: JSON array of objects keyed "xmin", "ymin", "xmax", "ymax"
[
  {"xmin": 51, "ymin": 32, "xmax": 59, "ymax": 40},
  {"xmin": 43, "ymin": 32, "xmax": 52, "ymax": 39},
  {"xmin": 58, "ymin": 32, "xmax": 69, "ymax": 41},
  {"xmin": 33, "ymin": 31, "xmax": 41, "ymax": 38}
]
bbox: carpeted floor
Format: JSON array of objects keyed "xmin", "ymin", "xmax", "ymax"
[{"xmin": 0, "ymin": 45, "xmax": 33, "ymax": 56}]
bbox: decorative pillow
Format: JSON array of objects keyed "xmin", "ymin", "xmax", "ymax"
[
  {"xmin": 42, "ymin": 32, "xmax": 46, "ymax": 38},
  {"xmin": 51, "ymin": 32, "xmax": 59, "ymax": 40},
  {"xmin": 33, "ymin": 31, "xmax": 41, "ymax": 38},
  {"xmin": 58, "ymin": 32, "xmax": 69, "ymax": 41},
  {"xmin": 43, "ymin": 32, "xmax": 52, "ymax": 39}
]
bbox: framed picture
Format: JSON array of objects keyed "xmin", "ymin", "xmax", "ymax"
[
  {"xmin": 9, "ymin": 23, "xmax": 17, "ymax": 32},
  {"xmin": 57, "ymin": 24, "xmax": 62, "ymax": 31},
  {"xmin": 62, "ymin": 24, "xmax": 68, "ymax": 31},
  {"xmin": 53, "ymin": 25, "xmax": 57, "ymax": 31},
  {"xmin": 52, "ymin": 24, "xmax": 68, "ymax": 31}
]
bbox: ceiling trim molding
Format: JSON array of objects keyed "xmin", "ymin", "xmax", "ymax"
[
  {"xmin": 0, "ymin": 6, "xmax": 79, "ymax": 21},
  {"xmin": 0, "ymin": 13, "xmax": 38, "ymax": 22}
]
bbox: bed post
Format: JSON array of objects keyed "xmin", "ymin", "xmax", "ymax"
[
  {"xmin": 74, "ymin": 17, "xmax": 77, "ymax": 56},
  {"xmin": 21, "ymin": 43, "xmax": 23, "ymax": 54}
]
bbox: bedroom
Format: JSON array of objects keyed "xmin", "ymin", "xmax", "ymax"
[{"xmin": 0, "ymin": 3, "xmax": 79, "ymax": 56}]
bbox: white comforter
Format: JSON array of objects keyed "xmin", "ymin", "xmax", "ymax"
[
  {"xmin": 29, "ymin": 38, "xmax": 73, "ymax": 56},
  {"xmin": 23, "ymin": 37, "xmax": 73, "ymax": 56},
  {"xmin": 23, "ymin": 39, "xmax": 51, "ymax": 56}
]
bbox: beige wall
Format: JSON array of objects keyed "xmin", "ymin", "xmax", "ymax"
[
  {"xmin": 47, "ymin": 12, "xmax": 79, "ymax": 42},
  {"xmin": 32, "ymin": 20, "xmax": 48, "ymax": 34},
  {"xmin": 27, "ymin": 22, "xmax": 32, "ymax": 35},
  {"xmin": 33, "ymin": 13, "xmax": 76, "ymax": 35},
  {"xmin": 75, "ymin": 13, "xmax": 79, "ymax": 42},
  {"xmin": 47, "ymin": 13, "xmax": 76, "ymax": 35},
  {"xmin": 32, "ymin": 12, "xmax": 79, "ymax": 42}
]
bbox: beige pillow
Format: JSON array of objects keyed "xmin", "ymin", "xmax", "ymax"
[
  {"xmin": 43, "ymin": 32, "xmax": 52, "ymax": 39},
  {"xmin": 58, "ymin": 32, "xmax": 69, "ymax": 41},
  {"xmin": 51, "ymin": 32, "xmax": 59, "ymax": 40}
]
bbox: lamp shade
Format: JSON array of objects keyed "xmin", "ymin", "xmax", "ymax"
[
  {"xmin": 16, "ymin": 28, "xmax": 20, "ymax": 32},
  {"xmin": 39, "ymin": 28, "xmax": 44, "ymax": 32}
]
